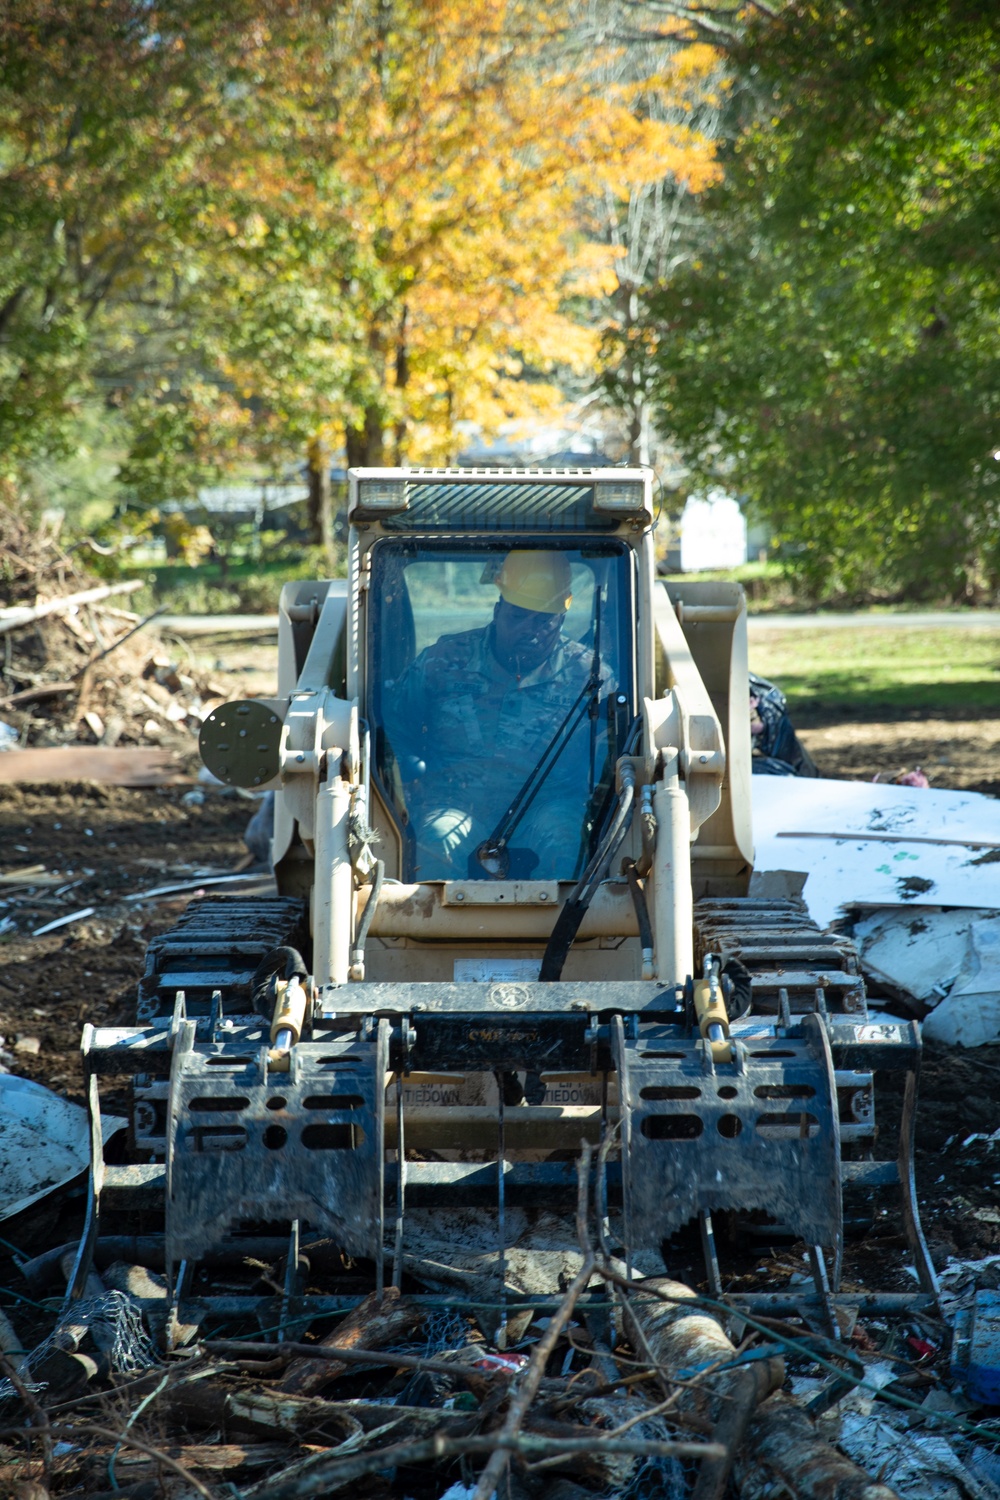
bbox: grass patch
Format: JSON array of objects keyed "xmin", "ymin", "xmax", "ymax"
[
  {"xmin": 662, "ymin": 560, "xmax": 796, "ymax": 610},
  {"xmin": 128, "ymin": 551, "xmax": 343, "ymax": 615},
  {"xmin": 750, "ymin": 626, "xmax": 1000, "ymax": 720}
]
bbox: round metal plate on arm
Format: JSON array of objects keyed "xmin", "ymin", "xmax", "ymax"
[{"xmin": 199, "ymin": 700, "xmax": 283, "ymax": 788}]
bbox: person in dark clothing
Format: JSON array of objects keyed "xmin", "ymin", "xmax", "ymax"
[{"xmin": 749, "ymin": 671, "xmax": 818, "ymax": 777}]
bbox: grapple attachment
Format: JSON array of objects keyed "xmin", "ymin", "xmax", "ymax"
[
  {"xmin": 165, "ymin": 1019, "xmax": 388, "ymax": 1270},
  {"xmin": 614, "ymin": 1013, "xmax": 842, "ymax": 1256}
]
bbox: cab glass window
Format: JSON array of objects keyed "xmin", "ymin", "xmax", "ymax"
[{"xmin": 368, "ymin": 539, "xmax": 635, "ymax": 882}]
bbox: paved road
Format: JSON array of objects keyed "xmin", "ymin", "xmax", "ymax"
[
  {"xmin": 746, "ymin": 610, "xmax": 1000, "ymax": 633},
  {"xmin": 161, "ymin": 614, "xmax": 280, "ymax": 635},
  {"xmin": 161, "ymin": 609, "xmax": 1000, "ymax": 637}
]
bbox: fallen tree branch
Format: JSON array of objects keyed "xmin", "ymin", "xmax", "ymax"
[
  {"xmin": 469, "ymin": 1141, "xmax": 599, "ymax": 1500},
  {"xmin": 72, "ymin": 604, "xmax": 167, "ymax": 677},
  {"xmin": 0, "ymin": 680, "xmax": 75, "ymax": 710},
  {"xmin": 595, "ymin": 1266, "xmax": 901, "ymax": 1500},
  {"xmin": 242, "ymin": 1424, "xmax": 724, "ymax": 1500},
  {"xmin": 0, "ymin": 579, "xmax": 143, "ymax": 636},
  {"xmin": 279, "ymin": 1286, "xmax": 424, "ymax": 1396},
  {"xmin": 204, "ymin": 1338, "xmax": 488, "ymax": 1386},
  {"xmin": 619, "ymin": 1276, "xmax": 784, "ymax": 1500},
  {"xmin": 50, "ymin": 1421, "xmax": 215, "ymax": 1500}
]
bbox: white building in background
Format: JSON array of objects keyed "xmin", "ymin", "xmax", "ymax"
[{"xmin": 678, "ymin": 490, "xmax": 748, "ymax": 572}]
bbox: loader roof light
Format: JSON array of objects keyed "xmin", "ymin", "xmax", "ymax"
[
  {"xmin": 354, "ymin": 478, "xmax": 410, "ymax": 515},
  {"xmin": 593, "ymin": 480, "xmax": 648, "ymax": 516}
]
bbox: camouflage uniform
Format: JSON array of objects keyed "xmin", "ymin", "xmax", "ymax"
[{"xmin": 383, "ymin": 624, "xmax": 612, "ymax": 879}]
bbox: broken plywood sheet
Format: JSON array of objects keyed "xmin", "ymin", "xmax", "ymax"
[
  {"xmin": 0, "ymin": 746, "xmax": 186, "ymax": 785},
  {"xmin": 753, "ymin": 778, "xmax": 1000, "ymax": 927}
]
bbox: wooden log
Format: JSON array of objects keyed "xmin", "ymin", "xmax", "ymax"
[
  {"xmin": 0, "ymin": 747, "xmax": 185, "ymax": 785},
  {"xmin": 279, "ymin": 1287, "xmax": 425, "ymax": 1396},
  {"xmin": 0, "ymin": 579, "xmax": 143, "ymax": 636},
  {"xmin": 0, "ymin": 681, "xmax": 75, "ymax": 710},
  {"xmin": 623, "ymin": 1277, "xmax": 784, "ymax": 1500},
  {"xmin": 111, "ymin": 1443, "xmax": 292, "ymax": 1475},
  {"xmin": 625, "ymin": 1278, "xmax": 900, "ymax": 1500},
  {"xmin": 735, "ymin": 1393, "xmax": 900, "ymax": 1500},
  {"xmin": 161, "ymin": 1380, "xmax": 363, "ymax": 1444}
]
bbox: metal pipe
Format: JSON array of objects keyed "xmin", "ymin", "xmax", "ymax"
[
  {"xmin": 383, "ymin": 1103, "xmax": 613, "ymax": 1151},
  {"xmin": 313, "ymin": 774, "xmax": 352, "ymax": 984},
  {"xmin": 652, "ymin": 757, "xmax": 693, "ymax": 985}
]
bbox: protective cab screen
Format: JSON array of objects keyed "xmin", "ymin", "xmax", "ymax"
[
  {"xmin": 378, "ymin": 480, "xmax": 618, "ymax": 531},
  {"xmin": 369, "ymin": 539, "xmax": 635, "ymax": 882}
]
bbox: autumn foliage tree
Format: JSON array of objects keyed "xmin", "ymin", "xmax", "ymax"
[{"xmin": 0, "ymin": 0, "xmax": 725, "ymax": 536}]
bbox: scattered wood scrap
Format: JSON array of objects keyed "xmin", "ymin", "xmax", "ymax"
[
  {"xmin": 0, "ymin": 503, "xmax": 234, "ymax": 763},
  {"xmin": 1, "ymin": 1145, "xmax": 965, "ymax": 1500},
  {"xmin": 0, "ymin": 748, "xmax": 186, "ymax": 786}
]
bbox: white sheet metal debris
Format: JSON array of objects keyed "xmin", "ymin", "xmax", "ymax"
[
  {"xmin": 124, "ymin": 872, "xmax": 276, "ymax": 902},
  {"xmin": 923, "ymin": 922, "xmax": 1000, "ymax": 1046},
  {"xmin": 849, "ymin": 909, "xmax": 1000, "ymax": 1044},
  {"xmin": 752, "ymin": 778, "xmax": 1000, "ymax": 927},
  {"xmin": 837, "ymin": 1414, "xmax": 995, "ymax": 1500},
  {"xmin": 0, "ymin": 1074, "xmax": 125, "ymax": 1220}
]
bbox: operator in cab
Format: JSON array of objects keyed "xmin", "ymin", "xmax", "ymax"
[{"xmin": 382, "ymin": 550, "xmax": 613, "ymax": 880}]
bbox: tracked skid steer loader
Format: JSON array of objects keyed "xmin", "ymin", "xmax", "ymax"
[{"xmin": 77, "ymin": 468, "xmax": 939, "ymax": 1335}]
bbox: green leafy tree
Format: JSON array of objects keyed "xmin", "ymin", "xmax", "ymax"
[
  {"xmin": 646, "ymin": 0, "xmax": 1000, "ymax": 602},
  {"xmin": 0, "ymin": 2, "xmax": 361, "ymax": 516}
]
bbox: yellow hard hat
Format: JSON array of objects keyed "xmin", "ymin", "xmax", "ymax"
[{"xmin": 496, "ymin": 551, "xmax": 572, "ymax": 614}]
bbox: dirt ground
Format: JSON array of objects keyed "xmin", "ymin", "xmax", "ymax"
[
  {"xmin": 798, "ymin": 712, "xmax": 1000, "ymax": 797},
  {"xmin": 2, "ymin": 693, "xmax": 999, "ymax": 1291},
  {"xmin": 0, "ymin": 782, "xmax": 254, "ymax": 1104}
]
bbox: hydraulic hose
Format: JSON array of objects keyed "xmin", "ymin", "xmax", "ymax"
[
  {"xmin": 623, "ymin": 859, "xmax": 655, "ymax": 980},
  {"xmin": 722, "ymin": 955, "xmax": 753, "ymax": 1021},
  {"xmin": 349, "ymin": 858, "xmax": 385, "ymax": 981},
  {"xmin": 539, "ymin": 760, "xmax": 636, "ymax": 981},
  {"xmin": 250, "ymin": 945, "xmax": 308, "ymax": 1020}
]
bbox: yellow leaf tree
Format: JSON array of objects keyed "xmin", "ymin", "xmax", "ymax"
[{"xmin": 219, "ymin": 0, "xmax": 726, "ymax": 469}]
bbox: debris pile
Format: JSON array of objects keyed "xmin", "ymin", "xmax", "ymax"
[
  {"xmin": 0, "ymin": 504, "xmax": 226, "ymax": 757},
  {"xmin": 2, "ymin": 1155, "xmax": 987, "ymax": 1500}
]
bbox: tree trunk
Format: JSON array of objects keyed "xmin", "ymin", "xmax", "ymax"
[
  {"xmin": 306, "ymin": 435, "xmax": 335, "ymax": 569},
  {"xmin": 393, "ymin": 304, "xmax": 409, "ymax": 463},
  {"xmin": 345, "ymin": 405, "xmax": 385, "ymax": 468}
]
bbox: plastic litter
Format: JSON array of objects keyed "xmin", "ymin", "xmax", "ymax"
[{"xmin": 952, "ymin": 1290, "xmax": 1000, "ymax": 1404}]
